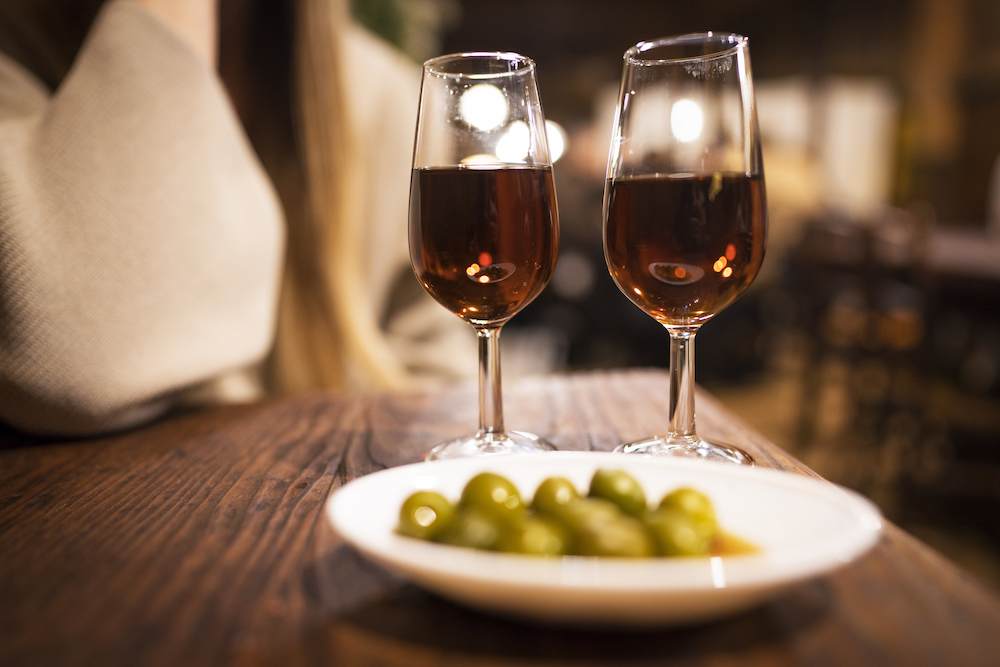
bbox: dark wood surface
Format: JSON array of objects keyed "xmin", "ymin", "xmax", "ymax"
[{"xmin": 2, "ymin": 370, "xmax": 999, "ymax": 666}]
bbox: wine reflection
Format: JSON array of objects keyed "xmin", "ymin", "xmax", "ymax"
[
  {"xmin": 466, "ymin": 261, "xmax": 516, "ymax": 284},
  {"xmin": 648, "ymin": 261, "xmax": 705, "ymax": 285}
]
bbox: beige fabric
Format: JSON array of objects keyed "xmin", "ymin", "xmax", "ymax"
[
  {"xmin": 0, "ymin": 2, "xmax": 285, "ymax": 434},
  {"xmin": 339, "ymin": 27, "xmax": 474, "ymax": 386},
  {"xmin": 0, "ymin": 2, "xmax": 472, "ymax": 435}
]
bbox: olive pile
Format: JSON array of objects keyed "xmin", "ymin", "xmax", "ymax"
[{"xmin": 396, "ymin": 468, "xmax": 726, "ymax": 558}]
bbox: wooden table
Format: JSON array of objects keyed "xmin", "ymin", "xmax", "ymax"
[{"xmin": 2, "ymin": 370, "xmax": 999, "ymax": 666}]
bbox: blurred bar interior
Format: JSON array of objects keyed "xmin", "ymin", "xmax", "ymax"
[{"xmin": 351, "ymin": 0, "xmax": 1000, "ymax": 584}]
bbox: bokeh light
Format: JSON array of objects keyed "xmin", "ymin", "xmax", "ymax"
[
  {"xmin": 670, "ymin": 98, "xmax": 703, "ymax": 143},
  {"xmin": 459, "ymin": 84, "xmax": 508, "ymax": 131}
]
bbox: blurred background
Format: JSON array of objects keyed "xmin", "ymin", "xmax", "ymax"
[{"xmin": 351, "ymin": 0, "xmax": 1000, "ymax": 586}]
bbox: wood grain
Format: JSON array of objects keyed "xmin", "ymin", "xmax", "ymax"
[{"xmin": 1, "ymin": 370, "xmax": 998, "ymax": 666}]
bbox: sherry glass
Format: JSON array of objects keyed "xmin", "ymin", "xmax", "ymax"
[
  {"xmin": 603, "ymin": 33, "xmax": 766, "ymax": 464},
  {"xmin": 410, "ymin": 52, "xmax": 559, "ymax": 460}
]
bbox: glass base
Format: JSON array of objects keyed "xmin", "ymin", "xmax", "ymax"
[
  {"xmin": 614, "ymin": 436, "xmax": 754, "ymax": 465},
  {"xmin": 425, "ymin": 431, "xmax": 555, "ymax": 461}
]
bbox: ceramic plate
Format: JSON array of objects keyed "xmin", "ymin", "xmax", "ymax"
[{"xmin": 325, "ymin": 452, "xmax": 882, "ymax": 626}]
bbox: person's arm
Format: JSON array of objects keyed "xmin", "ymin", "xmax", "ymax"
[{"xmin": 0, "ymin": 1, "xmax": 284, "ymax": 435}]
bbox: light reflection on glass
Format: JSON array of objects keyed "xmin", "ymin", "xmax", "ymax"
[
  {"xmin": 670, "ymin": 98, "xmax": 703, "ymax": 143},
  {"xmin": 466, "ymin": 260, "xmax": 516, "ymax": 284},
  {"xmin": 649, "ymin": 262, "xmax": 704, "ymax": 285},
  {"xmin": 495, "ymin": 120, "xmax": 530, "ymax": 162},
  {"xmin": 459, "ymin": 83, "xmax": 508, "ymax": 131},
  {"xmin": 460, "ymin": 153, "xmax": 499, "ymax": 165}
]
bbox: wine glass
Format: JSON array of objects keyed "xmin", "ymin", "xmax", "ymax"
[
  {"xmin": 603, "ymin": 33, "xmax": 766, "ymax": 464},
  {"xmin": 409, "ymin": 52, "xmax": 559, "ymax": 460}
]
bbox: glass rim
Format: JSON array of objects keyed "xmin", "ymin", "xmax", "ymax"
[
  {"xmin": 625, "ymin": 32, "xmax": 748, "ymax": 66},
  {"xmin": 423, "ymin": 51, "xmax": 536, "ymax": 80}
]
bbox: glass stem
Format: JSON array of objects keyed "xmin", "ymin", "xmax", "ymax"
[
  {"xmin": 667, "ymin": 328, "xmax": 698, "ymax": 441},
  {"xmin": 477, "ymin": 326, "xmax": 505, "ymax": 438}
]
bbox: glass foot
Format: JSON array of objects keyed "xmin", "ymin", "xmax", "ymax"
[
  {"xmin": 425, "ymin": 431, "xmax": 555, "ymax": 461},
  {"xmin": 614, "ymin": 436, "xmax": 754, "ymax": 465}
]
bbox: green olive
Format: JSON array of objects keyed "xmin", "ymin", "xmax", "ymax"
[
  {"xmin": 459, "ymin": 472, "xmax": 525, "ymax": 524},
  {"xmin": 643, "ymin": 507, "xmax": 714, "ymax": 557},
  {"xmin": 498, "ymin": 516, "xmax": 569, "ymax": 557},
  {"xmin": 575, "ymin": 516, "xmax": 655, "ymax": 558},
  {"xmin": 588, "ymin": 468, "xmax": 647, "ymax": 516},
  {"xmin": 531, "ymin": 476, "xmax": 580, "ymax": 516},
  {"xmin": 550, "ymin": 497, "xmax": 622, "ymax": 533},
  {"xmin": 659, "ymin": 487, "xmax": 718, "ymax": 531},
  {"xmin": 397, "ymin": 491, "xmax": 455, "ymax": 540},
  {"xmin": 436, "ymin": 508, "xmax": 501, "ymax": 550}
]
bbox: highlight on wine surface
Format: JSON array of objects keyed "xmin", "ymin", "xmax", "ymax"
[
  {"xmin": 602, "ymin": 33, "xmax": 766, "ymax": 464},
  {"xmin": 409, "ymin": 51, "xmax": 560, "ymax": 460}
]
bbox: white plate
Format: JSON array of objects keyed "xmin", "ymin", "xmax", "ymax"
[{"xmin": 325, "ymin": 452, "xmax": 882, "ymax": 626}]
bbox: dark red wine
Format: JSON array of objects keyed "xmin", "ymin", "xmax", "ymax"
[
  {"xmin": 410, "ymin": 166, "xmax": 559, "ymax": 325},
  {"xmin": 604, "ymin": 172, "xmax": 766, "ymax": 326}
]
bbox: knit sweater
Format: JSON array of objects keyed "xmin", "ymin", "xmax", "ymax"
[{"xmin": 0, "ymin": 1, "xmax": 470, "ymax": 435}]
